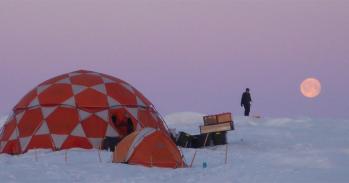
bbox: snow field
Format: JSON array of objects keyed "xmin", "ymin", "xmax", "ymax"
[{"xmin": 0, "ymin": 113, "xmax": 348, "ymax": 183}]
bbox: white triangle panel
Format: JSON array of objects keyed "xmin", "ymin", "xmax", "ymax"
[
  {"xmin": 79, "ymin": 110, "xmax": 92, "ymax": 121},
  {"xmin": 70, "ymin": 124, "xmax": 86, "ymax": 137},
  {"xmin": 51, "ymin": 134, "xmax": 68, "ymax": 149},
  {"xmin": 72, "ymin": 85, "xmax": 87, "ymax": 95},
  {"xmin": 126, "ymin": 108, "xmax": 139, "ymax": 120},
  {"xmin": 96, "ymin": 110, "xmax": 109, "ymax": 122},
  {"xmin": 36, "ymin": 121, "xmax": 50, "ymax": 135},
  {"xmin": 41, "ymin": 107, "xmax": 57, "ymax": 119},
  {"xmin": 62, "ymin": 97, "xmax": 76, "ymax": 106},
  {"xmin": 37, "ymin": 84, "xmax": 50, "ymax": 94},
  {"xmin": 19, "ymin": 136, "xmax": 32, "ymax": 152},
  {"xmin": 15, "ymin": 111, "xmax": 25, "ymax": 123},
  {"xmin": 9, "ymin": 128, "xmax": 18, "ymax": 140},
  {"xmin": 105, "ymin": 125, "xmax": 119, "ymax": 137},
  {"xmin": 108, "ymin": 97, "xmax": 121, "ymax": 107},
  {"xmin": 56, "ymin": 78, "xmax": 71, "ymax": 84},
  {"xmin": 68, "ymin": 72, "xmax": 80, "ymax": 77},
  {"xmin": 28, "ymin": 97, "xmax": 40, "ymax": 108},
  {"xmin": 91, "ymin": 84, "xmax": 107, "ymax": 95},
  {"xmin": 0, "ymin": 141, "xmax": 7, "ymax": 152},
  {"xmin": 102, "ymin": 77, "xmax": 114, "ymax": 84},
  {"xmin": 136, "ymin": 96, "xmax": 146, "ymax": 107}
]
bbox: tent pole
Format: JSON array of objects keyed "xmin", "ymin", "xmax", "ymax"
[
  {"xmin": 190, "ymin": 150, "xmax": 197, "ymax": 168},
  {"xmin": 203, "ymin": 133, "xmax": 210, "ymax": 148},
  {"xmin": 65, "ymin": 150, "xmax": 68, "ymax": 164},
  {"xmin": 34, "ymin": 148, "xmax": 38, "ymax": 162},
  {"xmin": 98, "ymin": 144, "xmax": 102, "ymax": 163},
  {"xmin": 225, "ymin": 144, "xmax": 228, "ymax": 164},
  {"xmin": 112, "ymin": 145, "xmax": 117, "ymax": 163}
]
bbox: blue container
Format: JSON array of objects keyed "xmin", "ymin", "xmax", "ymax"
[{"xmin": 203, "ymin": 162, "xmax": 207, "ymax": 168}]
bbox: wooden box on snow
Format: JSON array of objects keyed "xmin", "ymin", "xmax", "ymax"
[
  {"xmin": 200, "ymin": 122, "xmax": 233, "ymax": 134},
  {"xmin": 203, "ymin": 115, "xmax": 218, "ymax": 125},
  {"xmin": 217, "ymin": 113, "xmax": 233, "ymax": 123},
  {"xmin": 203, "ymin": 113, "xmax": 233, "ymax": 126}
]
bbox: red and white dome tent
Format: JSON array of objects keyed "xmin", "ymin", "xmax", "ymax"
[{"xmin": 0, "ymin": 70, "xmax": 171, "ymax": 155}]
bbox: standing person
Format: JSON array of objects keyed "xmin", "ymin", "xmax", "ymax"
[{"xmin": 241, "ymin": 88, "xmax": 252, "ymax": 116}]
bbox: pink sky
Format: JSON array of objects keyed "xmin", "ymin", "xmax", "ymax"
[{"xmin": 0, "ymin": 0, "xmax": 348, "ymax": 118}]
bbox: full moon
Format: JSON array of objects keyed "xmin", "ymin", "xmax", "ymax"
[{"xmin": 300, "ymin": 78, "xmax": 321, "ymax": 98}]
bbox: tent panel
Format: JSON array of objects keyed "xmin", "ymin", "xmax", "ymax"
[
  {"xmin": 81, "ymin": 115, "xmax": 108, "ymax": 138},
  {"xmin": 38, "ymin": 84, "xmax": 73, "ymax": 105},
  {"xmin": 70, "ymin": 73, "xmax": 104, "ymax": 87},
  {"xmin": 26, "ymin": 135, "xmax": 54, "ymax": 151},
  {"xmin": 105, "ymin": 83, "xmax": 137, "ymax": 106},
  {"xmin": 0, "ymin": 119, "xmax": 17, "ymax": 141},
  {"xmin": 113, "ymin": 131, "xmax": 139, "ymax": 163},
  {"xmin": 18, "ymin": 108, "xmax": 43, "ymax": 137},
  {"xmin": 75, "ymin": 88, "xmax": 108, "ymax": 108},
  {"xmin": 61, "ymin": 136, "xmax": 92, "ymax": 149},
  {"xmin": 46, "ymin": 107, "xmax": 79, "ymax": 134},
  {"xmin": 1, "ymin": 140, "xmax": 21, "ymax": 154}
]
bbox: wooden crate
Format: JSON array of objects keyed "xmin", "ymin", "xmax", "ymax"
[
  {"xmin": 217, "ymin": 113, "xmax": 233, "ymax": 123},
  {"xmin": 200, "ymin": 122, "xmax": 233, "ymax": 134},
  {"xmin": 203, "ymin": 115, "xmax": 217, "ymax": 125},
  {"xmin": 203, "ymin": 113, "xmax": 232, "ymax": 125}
]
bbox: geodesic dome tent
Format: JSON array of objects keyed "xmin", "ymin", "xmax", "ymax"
[{"xmin": 0, "ymin": 70, "xmax": 169, "ymax": 154}]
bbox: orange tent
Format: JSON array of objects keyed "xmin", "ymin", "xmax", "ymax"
[
  {"xmin": 113, "ymin": 128, "xmax": 186, "ymax": 168},
  {"xmin": 0, "ymin": 70, "xmax": 170, "ymax": 154}
]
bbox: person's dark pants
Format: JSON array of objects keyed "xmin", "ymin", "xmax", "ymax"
[{"xmin": 243, "ymin": 104, "xmax": 251, "ymax": 116}]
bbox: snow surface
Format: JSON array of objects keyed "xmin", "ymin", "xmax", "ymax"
[{"xmin": 1, "ymin": 113, "xmax": 349, "ymax": 183}]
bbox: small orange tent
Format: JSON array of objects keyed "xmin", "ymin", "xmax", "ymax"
[{"xmin": 113, "ymin": 128, "xmax": 186, "ymax": 168}]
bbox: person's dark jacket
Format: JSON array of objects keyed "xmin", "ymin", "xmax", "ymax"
[{"xmin": 241, "ymin": 92, "xmax": 252, "ymax": 106}]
